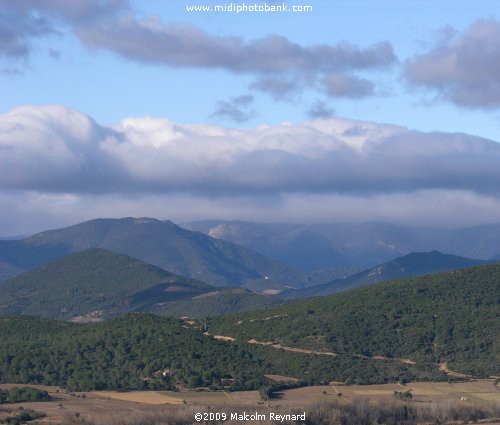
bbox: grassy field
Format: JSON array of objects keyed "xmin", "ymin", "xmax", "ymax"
[
  {"xmin": 86, "ymin": 380, "xmax": 500, "ymax": 407},
  {"xmin": 1, "ymin": 380, "xmax": 498, "ymax": 424}
]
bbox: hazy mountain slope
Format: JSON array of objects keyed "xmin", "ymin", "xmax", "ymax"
[
  {"xmin": 210, "ymin": 263, "xmax": 500, "ymax": 378},
  {"xmin": 0, "ymin": 218, "xmax": 306, "ymax": 288},
  {"xmin": 183, "ymin": 220, "xmax": 354, "ymax": 270},
  {"xmin": 0, "ymin": 261, "xmax": 24, "ymax": 284},
  {"xmin": 283, "ymin": 251, "xmax": 491, "ymax": 298},
  {"xmin": 309, "ymin": 222, "xmax": 500, "ymax": 265},
  {"xmin": 183, "ymin": 220, "xmax": 500, "ymax": 270},
  {"xmin": 0, "ymin": 248, "xmax": 212, "ymax": 320}
]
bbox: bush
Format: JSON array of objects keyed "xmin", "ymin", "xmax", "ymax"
[
  {"xmin": 4, "ymin": 408, "xmax": 46, "ymax": 425},
  {"xmin": 0, "ymin": 387, "xmax": 50, "ymax": 404}
]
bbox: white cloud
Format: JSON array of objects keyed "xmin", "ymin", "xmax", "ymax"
[
  {"xmin": 2, "ymin": 104, "xmax": 500, "ymax": 195},
  {"xmin": 405, "ymin": 19, "xmax": 500, "ymax": 109}
]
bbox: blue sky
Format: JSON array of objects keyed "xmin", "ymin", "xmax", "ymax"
[
  {"xmin": 1, "ymin": 0, "xmax": 500, "ymax": 234},
  {"xmin": 2, "ymin": 0, "xmax": 500, "ymax": 138}
]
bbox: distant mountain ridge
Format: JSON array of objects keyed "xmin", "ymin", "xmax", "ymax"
[
  {"xmin": 2, "ymin": 217, "xmax": 499, "ymax": 295},
  {"xmin": 0, "ymin": 217, "xmax": 307, "ymax": 290},
  {"xmin": 0, "ymin": 248, "xmax": 283, "ymax": 320},
  {"xmin": 183, "ymin": 220, "xmax": 355, "ymax": 270},
  {"xmin": 183, "ymin": 220, "xmax": 500, "ymax": 269},
  {"xmin": 282, "ymin": 250, "xmax": 492, "ymax": 298}
]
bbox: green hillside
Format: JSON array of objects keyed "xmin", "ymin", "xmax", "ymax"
[
  {"xmin": 211, "ymin": 263, "xmax": 500, "ymax": 377},
  {"xmin": 0, "ymin": 264, "xmax": 497, "ymax": 392},
  {"xmin": 0, "ymin": 248, "xmax": 210, "ymax": 320}
]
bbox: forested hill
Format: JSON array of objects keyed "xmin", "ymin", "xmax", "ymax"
[
  {"xmin": 210, "ymin": 263, "xmax": 500, "ymax": 378},
  {"xmin": 0, "ymin": 264, "xmax": 497, "ymax": 392},
  {"xmin": 0, "ymin": 248, "xmax": 281, "ymax": 320},
  {"xmin": 0, "ymin": 248, "xmax": 211, "ymax": 320}
]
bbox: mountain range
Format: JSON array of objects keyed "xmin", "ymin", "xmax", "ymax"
[
  {"xmin": 0, "ymin": 218, "xmax": 307, "ymax": 291},
  {"xmin": 1, "ymin": 217, "xmax": 496, "ymax": 308},
  {"xmin": 0, "ymin": 246, "xmax": 489, "ymax": 319},
  {"xmin": 0, "ymin": 216, "xmax": 497, "ymax": 391},
  {"xmin": 183, "ymin": 220, "xmax": 500, "ymax": 270}
]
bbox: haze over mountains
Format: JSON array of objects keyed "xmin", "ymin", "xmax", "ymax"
[
  {"xmin": 183, "ymin": 220, "xmax": 500, "ymax": 269},
  {"xmin": 0, "ymin": 245, "xmax": 490, "ymax": 321},
  {"xmin": 1, "ymin": 217, "xmax": 498, "ymax": 302}
]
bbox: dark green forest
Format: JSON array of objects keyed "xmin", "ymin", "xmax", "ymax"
[
  {"xmin": 0, "ymin": 313, "xmax": 448, "ymax": 392},
  {"xmin": 0, "ymin": 314, "xmax": 266, "ymax": 391}
]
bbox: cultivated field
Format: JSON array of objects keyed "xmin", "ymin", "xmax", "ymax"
[
  {"xmin": 0, "ymin": 380, "xmax": 499, "ymax": 424},
  {"xmin": 87, "ymin": 380, "xmax": 500, "ymax": 407}
]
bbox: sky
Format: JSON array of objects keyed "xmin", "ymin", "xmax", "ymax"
[{"xmin": 1, "ymin": 0, "xmax": 500, "ymax": 235}]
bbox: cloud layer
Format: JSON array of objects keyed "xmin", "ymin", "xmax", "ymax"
[
  {"xmin": 1, "ymin": 104, "xmax": 499, "ymax": 233},
  {"xmin": 2, "ymin": 104, "xmax": 500, "ymax": 196}
]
